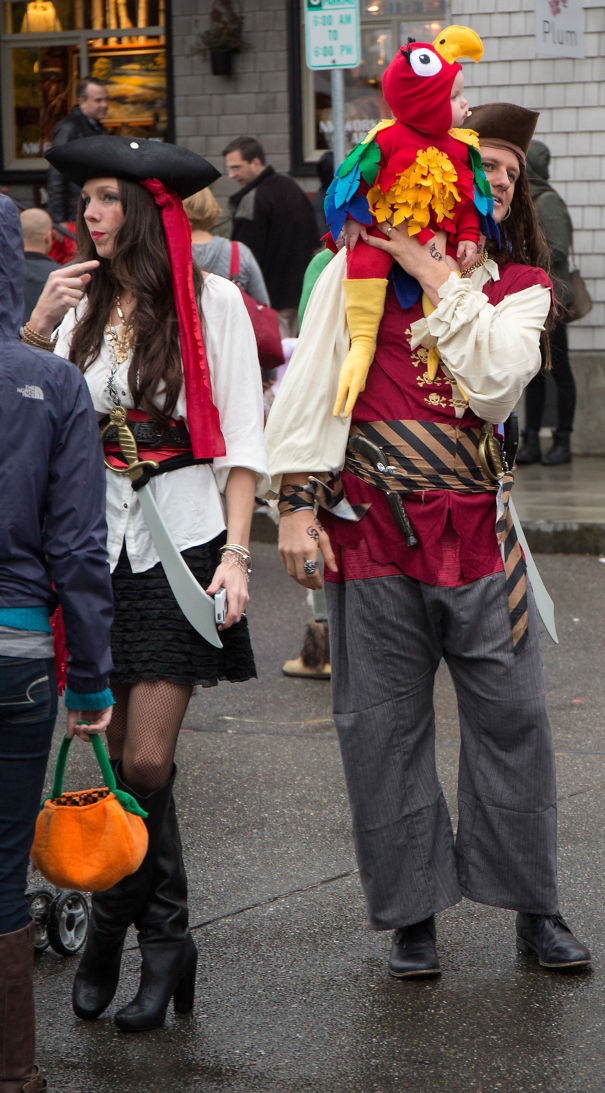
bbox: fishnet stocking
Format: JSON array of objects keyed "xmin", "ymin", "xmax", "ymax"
[{"xmin": 107, "ymin": 680, "xmax": 193, "ymax": 795}]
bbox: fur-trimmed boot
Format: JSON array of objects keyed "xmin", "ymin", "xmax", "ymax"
[
  {"xmin": 282, "ymin": 620, "xmax": 331, "ymax": 679},
  {"xmin": 0, "ymin": 921, "xmax": 47, "ymax": 1092}
]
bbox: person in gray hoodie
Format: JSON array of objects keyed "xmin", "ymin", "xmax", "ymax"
[{"xmin": 516, "ymin": 139, "xmax": 576, "ymax": 465}]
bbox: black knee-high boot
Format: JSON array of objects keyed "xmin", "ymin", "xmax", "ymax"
[
  {"xmin": 114, "ymin": 792, "xmax": 197, "ymax": 1032},
  {"xmin": 71, "ymin": 766, "xmax": 175, "ymax": 1021}
]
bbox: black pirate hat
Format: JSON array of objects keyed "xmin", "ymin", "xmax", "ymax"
[
  {"xmin": 46, "ymin": 135, "xmax": 220, "ymax": 197},
  {"xmin": 465, "ymin": 103, "xmax": 539, "ymax": 165}
]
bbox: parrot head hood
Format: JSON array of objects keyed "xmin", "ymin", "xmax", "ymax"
[{"xmin": 382, "ymin": 24, "xmax": 483, "ymax": 136}]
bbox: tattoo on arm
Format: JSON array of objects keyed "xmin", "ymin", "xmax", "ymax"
[
  {"xmin": 429, "ymin": 242, "xmax": 443, "ymax": 262},
  {"xmin": 306, "ymin": 526, "xmax": 320, "ymax": 542}
]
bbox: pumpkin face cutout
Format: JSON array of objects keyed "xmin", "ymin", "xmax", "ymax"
[{"xmin": 31, "ymin": 735, "xmax": 148, "ymax": 892}]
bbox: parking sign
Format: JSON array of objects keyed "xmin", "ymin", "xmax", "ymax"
[{"xmin": 305, "ymin": 0, "xmax": 361, "ymax": 70}]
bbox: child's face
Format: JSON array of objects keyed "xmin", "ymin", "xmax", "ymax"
[{"xmin": 450, "ymin": 71, "xmax": 469, "ymax": 127}]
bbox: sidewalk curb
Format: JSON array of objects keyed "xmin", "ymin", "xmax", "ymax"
[
  {"xmin": 522, "ymin": 521, "xmax": 605, "ymax": 555},
  {"xmin": 252, "ymin": 513, "xmax": 605, "ymax": 555}
]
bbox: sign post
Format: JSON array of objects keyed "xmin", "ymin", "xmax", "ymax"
[{"xmin": 305, "ymin": 0, "xmax": 361, "ymax": 170}]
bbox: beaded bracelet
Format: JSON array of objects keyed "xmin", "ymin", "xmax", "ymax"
[
  {"xmin": 21, "ymin": 321, "xmax": 57, "ymax": 352},
  {"xmin": 218, "ymin": 544, "xmax": 252, "ymax": 577}
]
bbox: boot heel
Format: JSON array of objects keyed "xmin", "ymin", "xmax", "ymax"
[
  {"xmin": 516, "ymin": 936, "xmax": 533, "ymax": 955},
  {"xmin": 173, "ymin": 948, "xmax": 197, "ymax": 1014}
]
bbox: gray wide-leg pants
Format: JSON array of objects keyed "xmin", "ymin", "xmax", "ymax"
[{"xmin": 326, "ymin": 571, "xmax": 559, "ymax": 930}]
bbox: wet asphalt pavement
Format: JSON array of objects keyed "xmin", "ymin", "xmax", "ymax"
[{"xmin": 31, "ymin": 542, "xmax": 604, "ymax": 1092}]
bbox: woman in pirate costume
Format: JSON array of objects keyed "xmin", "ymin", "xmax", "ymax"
[
  {"xmin": 265, "ymin": 103, "xmax": 591, "ymax": 977},
  {"xmin": 25, "ymin": 136, "xmax": 268, "ymax": 1031}
]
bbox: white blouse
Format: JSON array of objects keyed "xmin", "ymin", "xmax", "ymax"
[{"xmin": 54, "ymin": 274, "xmax": 269, "ymax": 573}]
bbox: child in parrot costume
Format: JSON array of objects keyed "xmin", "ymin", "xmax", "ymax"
[{"xmin": 324, "ymin": 25, "xmax": 497, "ymax": 416}]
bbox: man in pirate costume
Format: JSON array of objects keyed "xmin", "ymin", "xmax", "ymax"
[
  {"xmin": 24, "ymin": 136, "xmax": 268, "ymax": 1030},
  {"xmin": 265, "ymin": 103, "xmax": 591, "ymax": 976}
]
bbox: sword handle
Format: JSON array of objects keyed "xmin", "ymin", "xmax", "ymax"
[{"xmin": 100, "ymin": 407, "xmax": 159, "ymax": 481}]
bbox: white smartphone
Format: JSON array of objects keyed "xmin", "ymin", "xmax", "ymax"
[{"xmin": 214, "ymin": 588, "xmax": 227, "ymax": 625}]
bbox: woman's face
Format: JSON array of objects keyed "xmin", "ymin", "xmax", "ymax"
[
  {"xmin": 479, "ymin": 145, "xmax": 520, "ymax": 223},
  {"xmin": 81, "ymin": 177, "xmax": 125, "ymax": 258}
]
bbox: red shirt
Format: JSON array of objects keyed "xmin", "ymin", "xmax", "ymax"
[{"xmin": 323, "ymin": 265, "xmax": 548, "ymax": 587}]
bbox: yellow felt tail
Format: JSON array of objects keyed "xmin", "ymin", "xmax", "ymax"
[
  {"xmin": 421, "ymin": 292, "xmax": 441, "ymax": 381},
  {"xmin": 421, "ymin": 291, "xmax": 468, "ymax": 401},
  {"xmin": 333, "ymin": 278, "xmax": 389, "ymax": 418}
]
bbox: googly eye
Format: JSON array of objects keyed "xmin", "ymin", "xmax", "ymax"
[{"xmin": 409, "ymin": 48, "xmax": 442, "ymax": 77}]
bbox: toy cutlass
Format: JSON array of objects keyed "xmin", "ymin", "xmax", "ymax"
[{"xmin": 100, "ymin": 406, "xmax": 222, "ymax": 648}]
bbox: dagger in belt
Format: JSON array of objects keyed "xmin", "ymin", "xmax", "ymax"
[
  {"xmin": 348, "ymin": 434, "xmax": 418, "ymax": 548},
  {"xmin": 100, "ymin": 406, "xmax": 222, "ymax": 649}
]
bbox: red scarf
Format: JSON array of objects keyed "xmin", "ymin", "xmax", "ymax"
[{"xmin": 140, "ymin": 178, "xmax": 225, "ymax": 458}]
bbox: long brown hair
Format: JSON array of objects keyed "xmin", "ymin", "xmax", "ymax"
[
  {"xmin": 484, "ymin": 161, "xmax": 555, "ymax": 361},
  {"xmin": 486, "ymin": 165, "xmax": 550, "ymax": 272},
  {"xmin": 70, "ymin": 178, "xmax": 203, "ymax": 425}
]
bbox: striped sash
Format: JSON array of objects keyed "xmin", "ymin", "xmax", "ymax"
[
  {"xmin": 345, "ymin": 420, "xmax": 528, "ymax": 651},
  {"xmin": 346, "ymin": 420, "xmax": 497, "ymax": 494}
]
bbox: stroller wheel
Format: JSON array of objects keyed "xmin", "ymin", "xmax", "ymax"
[
  {"xmin": 47, "ymin": 890, "xmax": 89, "ymax": 956},
  {"xmin": 26, "ymin": 888, "xmax": 54, "ymax": 952}
]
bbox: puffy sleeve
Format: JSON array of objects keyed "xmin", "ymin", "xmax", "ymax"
[
  {"xmin": 200, "ymin": 275, "xmax": 269, "ymax": 493},
  {"xmin": 410, "ymin": 268, "xmax": 552, "ymax": 424},
  {"xmin": 53, "ymin": 304, "xmax": 80, "ymax": 360}
]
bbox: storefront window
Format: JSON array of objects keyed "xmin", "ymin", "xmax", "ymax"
[
  {"xmin": 1, "ymin": 0, "xmax": 168, "ymax": 173},
  {"xmin": 292, "ymin": 0, "xmax": 447, "ymax": 168}
]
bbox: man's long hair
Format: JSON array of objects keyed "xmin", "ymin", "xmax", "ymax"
[
  {"xmin": 486, "ymin": 166, "xmax": 550, "ymax": 271},
  {"xmin": 485, "ymin": 164, "xmax": 555, "ymax": 357},
  {"xmin": 70, "ymin": 178, "xmax": 203, "ymax": 425}
]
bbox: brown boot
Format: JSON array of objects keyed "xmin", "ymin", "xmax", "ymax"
[
  {"xmin": 0, "ymin": 922, "xmax": 47, "ymax": 1092},
  {"xmin": 282, "ymin": 621, "xmax": 331, "ymax": 679}
]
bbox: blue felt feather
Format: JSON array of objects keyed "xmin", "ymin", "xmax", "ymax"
[{"xmin": 391, "ymin": 265, "xmax": 422, "ymax": 309}]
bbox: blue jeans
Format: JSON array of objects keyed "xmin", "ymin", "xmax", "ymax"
[{"xmin": 0, "ymin": 656, "xmax": 57, "ymax": 933}]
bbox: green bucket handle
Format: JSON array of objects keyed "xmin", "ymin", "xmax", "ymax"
[{"xmin": 43, "ymin": 733, "xmax": 148, "ymax": 818}]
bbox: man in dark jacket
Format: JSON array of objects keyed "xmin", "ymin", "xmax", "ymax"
[
  {"xmin": 0, "ymin": 194, "xmax": 113, "ymax": 1092},
  {"xmin": 516, "ymin": 140, "xmax": 576, "ymax": 465},
  {"xmin": 46, "ymin": 77, "xmax": 108, "ymax": 227},
  {"xmin": 223, "ymin": 136, "xmax": 320, "ymax": 337},
  {"xmin": 19, "ymin": 207, "xmax": 61, "ymax": 323}
]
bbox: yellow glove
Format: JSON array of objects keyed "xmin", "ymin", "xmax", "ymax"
[{"xmin": 333, "ymin": 278, "xmax": 388, "ymax": 417}]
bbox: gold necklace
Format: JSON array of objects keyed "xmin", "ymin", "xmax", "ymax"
[
  {"xmin": 104, "ymin": 296, "xmax": 134, "ymax": 364},
  {"xmin": 462, "ymin": 248, "xmax": 490, "ymax": 278}
]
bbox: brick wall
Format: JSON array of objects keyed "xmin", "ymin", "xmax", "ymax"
[
  {"xmin": 451, "ymin": 0, "xmax": 604, "ymax": 356},
  {"xmin": 172, "ymin": 0, "xmax": 291, "ymax": 207}
]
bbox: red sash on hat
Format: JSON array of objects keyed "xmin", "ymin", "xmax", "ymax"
[{"xmin": 140, "ymin": 177, "xmax": 226, "ymax": 459}]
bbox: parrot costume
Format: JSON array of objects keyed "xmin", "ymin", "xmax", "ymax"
[{"xmin": 324, "ymin": 25, "xmax": 497, "ymax": 416}]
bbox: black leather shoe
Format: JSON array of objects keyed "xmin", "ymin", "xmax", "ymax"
[
  {"xmin": 516, "ymin": 913, "xmax": 591, "ymax": 969},
  {"xmin": 388, "ymin": 916, "xmax": 441, "ymax": 978},
  {"xmin": 541, "ymin": 431, "xmax": 572, "ymax": 465},
  {"xmin": 516, "ymin": 429, "xmax": 541, "ymax": 465}
]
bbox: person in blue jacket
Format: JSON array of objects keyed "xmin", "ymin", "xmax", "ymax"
[{"xmin": 0, "ymin": 193, "xmax": 113, "ymax": 1093}]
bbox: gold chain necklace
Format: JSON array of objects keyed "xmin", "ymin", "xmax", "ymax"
[
  {"xmin": 462, "ymin": 248, "xmax": 490, "ymax": 278},
  {"xmin": 104, "ymin": 296, "xmax": 134, "ymax": 365}
]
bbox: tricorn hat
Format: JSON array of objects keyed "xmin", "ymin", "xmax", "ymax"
[
  {"xmin": 46, "ymin": 135, "xmax": 220, "ymax": 198},
  {"xmin": 465, "ymin": 103, "xmax": 539, "ymax": 166}
]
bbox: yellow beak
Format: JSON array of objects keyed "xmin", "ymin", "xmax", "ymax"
[{"xmin": 432, "ymin": 24, "xmax": 483, "ymax": 65}]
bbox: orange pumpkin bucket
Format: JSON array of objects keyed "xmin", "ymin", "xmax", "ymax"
[{"xmin": 31, "ymin": 734, "xmax": 149, "ymax": 892}]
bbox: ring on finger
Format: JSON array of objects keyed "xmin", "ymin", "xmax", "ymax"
[{"xmin": 303, "ymin": 559, "xmax": 318, "ymax": 575}]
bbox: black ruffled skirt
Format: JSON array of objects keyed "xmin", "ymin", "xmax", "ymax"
[{"xmin": 110, "ymin": 535, "xmax": 256, "ymax": 687}]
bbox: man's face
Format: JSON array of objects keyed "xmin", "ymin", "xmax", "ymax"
[
  {"xmin": 224, "ymin": 152, "xmax": 263, "ymax": 186},
  {"xmin": 79, "ymin": 84, "xmax": 109, "ymax": 121}
]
